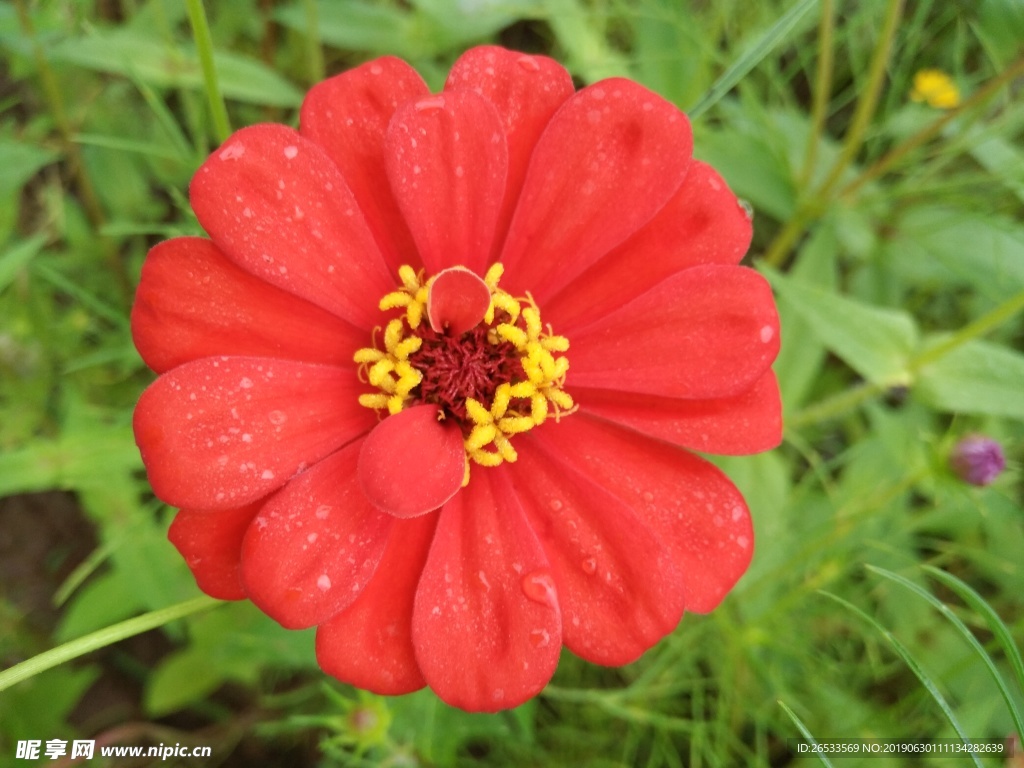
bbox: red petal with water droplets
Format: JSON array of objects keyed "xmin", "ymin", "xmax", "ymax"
[
  {"xmin": 427, "ymin": 266, "xmax": 492, "ymax": 335},
  {"xmin": 385, "ymin": 91, "xmax": 507, "ymax": 275},
  {"xmin": 534, "ymin": 414, "xmax": 753, "ymax": 613},
  {"xmin": 190, "ymin": 124, "xmax": 392, "ymax": 329},
  {"xmin": 576, "ymin": 370, "xmax": 782, "ymax": 455},
  {"xmin": 412, "ymin": 473, "xmax": 560, "ymax": 712},
  {"xmin": 168, "ymin": 502, "xmax": 263, "ymax": 600},
  {"xmin": 500, "ymin": 79, "xmax": 692, "ymax": 301},
  {"xmin": 300, "ymin": 56, "xmax": 428, "ymax": 272},
  {"xmin": 316, "ymin": 513, "xmax": 436, "ymax": 695},
  {"xmin": 241, "ymin": 441, "xmax": 393, "ymax": 629},
  {"xmin": 506, "ymin": 444, "xmax": 686, "ymax": 665},
  {"xmin": 445, "ymin": 46, "xmax": 575, "ymax": 255},
  {"xmin": 568, "ymin": 265, "xmax": 779, "ymax": 399},
  {"xmin": 358, "ymin": 405, "xmax": 466, "ymax": 518},
  {"xmin": 134, "ymin": 357, "xmax": 375, "ymax": 510},
  {"xmin": 545, "ymin": 161, "xmax": 752, "ymax": 331},
  {"xmin": 132, "ymin": 237, "xmax": 364, "ymax": 373}
]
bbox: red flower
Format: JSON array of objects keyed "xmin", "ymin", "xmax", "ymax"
[{"xmin": 132, "ymin": 46, "xmax": 781, "ymax": 712}]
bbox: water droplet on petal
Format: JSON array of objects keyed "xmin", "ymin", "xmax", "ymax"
[
  {"xmin": 521, "ymin": 570, "xmax": 558, "ymax": 609},
  {"xmin": 517, "ymin": 55, "xmax": 541, "ymax": 72},
  {"xmin": 548, "ymin": 499, "xmax": 563, "ymax": 512},
  {"xmin": 760, "ymin": 325, "xmax": 775, "ymax": 343},
  {"xmin": 415, "ymin": 95, "xmax": 446, "ymax": 112},
  {"xmin": 642, "ymin": 491, "xmax": 654, "ymax": 503},
  {"xmin": 268, "ymin": 410, "xmax": 287, "ymax": 425},
  {"xmin": 283, "ymin": 145, "xmax": 298, "ymax": 159},
  {"xmin": 581, "ymin": 557, "xmax": 597, "ymax": 575},
  {"xmin": 529, "ymin": 628, "xmax": 551, "ymax": 648},
  {"xmin": 317, "ymin": 574, "xmax": 332, "ymax": 591}
]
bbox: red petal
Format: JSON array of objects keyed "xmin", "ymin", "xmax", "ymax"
[
  {"xmin": 576, "ymin": 370, "xmax": 782, "ymax": 455},
  {"xmin": 358, "ymin": 405, "xmax": 465, "ymax": 518},
  {"xmin": 300, "ymin": 56, "xmax": 428, "ymax": 272},
  {"xmin": 131, "ymin": 237, "xmax": 364, "ymax": 373},
  {"xmin": 567, "ymin": 265, "xmax": 780, "ymax": 399},
  {"xmin": 168, "ymin": 502, "xmax": 263, "ymax": 600},
  {"xmin": 134, "ymin": 357, "xmax": 375, "ymax": 509},
  {"xmin": 241, "ymin": 441, "xmax": 393, "ymax": 629},
  {"xmin": 190, "ymin": 124, "xmax": 392, "ymax": 329},
  {"xmin": 499, "ymin": 79, "xmax": 692, "ymax": 301},
  {"xmin": 506, "ymin": 444, "xmax": 686, "ymax": 665},
  {"xmin": 533, "ymin": 414, "xmax": 753, "ymax": 613},
  {"xmin": 445, "ymin": 46, "xmax": 575, "ymax": 256},
  {"xmin": 385, "ymin": 91, "xmax": 507, "ymax": 275},
  {"xmin": 316, "ymin": 513, "xmax": 436, "ymax": 695},
  {"xmin": 545, "ymin": 161, "xmax": 753, "ymax": 331},
  {"xmin": 412, "ymin": 473, "xmax": 560, "ymax": 712},
  {"xmin": 427, "ymin": 266, "xmax": 491, "ymax": 335}
]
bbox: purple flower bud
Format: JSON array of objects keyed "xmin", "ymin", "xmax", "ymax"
[{"xmin": 949, "ymin": 435, "xmax": 1006, "ymax": 486}]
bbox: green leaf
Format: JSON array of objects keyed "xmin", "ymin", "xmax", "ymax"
[
  {"xmin": 765, "ymin": 267, "xmax": 919, "ymax": 386},
  {"xmin": 276, "ymin": 1, "xmax": 420, "ymax": 58},
  {"xmin": 145, "ymin": 648, "xmax": 228, "ymax": 716},
  {"xmin": 915, "ymin": 336, "xmax": 1024, "ymax": 421},
  {"xmin": 0, "ymin": 233, "xmax": 46, "ymax": 293},
  {"xmin": 48, "ymin": 31, "xmax": 301, "ymax": 107},
  {"xmin": 886, "ymin": 206, "xmax": 1024, "ymax": 300},
  {"xmin": 0, "ymin": 666, "xmax": 99, "ymax": 740},
  {"xmin": 0, "ymin": 140, "xmax": 58, "ymax": 198}
]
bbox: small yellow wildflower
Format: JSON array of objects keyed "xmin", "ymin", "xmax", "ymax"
[{"xmin": 909, "ymin": 69, "xmax": 960, "ymax": 110}]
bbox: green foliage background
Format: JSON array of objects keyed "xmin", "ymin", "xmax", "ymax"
[{"xmin": 0, "ymin": 0, "xmax": 1022, "ymax": 765}]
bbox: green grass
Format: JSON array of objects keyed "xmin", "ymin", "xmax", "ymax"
[{"xmin": 1, "ymin": 0, "xmax": 1023, "ymax": 766}]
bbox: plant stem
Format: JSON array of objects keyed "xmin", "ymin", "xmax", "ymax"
[
  {"xmin": 0, "ymin": 596, "xmax": 221, "ymax": 693},
  {"xmin": 186, "ymin": 0, "xmax": 232, "ymax": 144},
  {"xmin": 799, "ymin": 0, "xmax": 835, "ymax": 188}
]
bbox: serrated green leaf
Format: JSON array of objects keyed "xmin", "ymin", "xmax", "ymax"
[
  {"xmin": 48, "ymin": 31, "xmax": 301, "ymax": 106},
  {"xmin": 915, "ymin": 336, "xmax": 1024, "ymax": 421},
  {"xmin": 765, "ymin": 267, "xmax": 919, "ymax": 386}
]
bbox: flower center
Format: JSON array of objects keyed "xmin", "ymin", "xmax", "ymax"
[{"xmin": 354, "ymin": 264, "xmax": 574, "ymax": 475}]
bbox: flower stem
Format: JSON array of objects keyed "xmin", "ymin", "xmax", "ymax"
[
  {"xmin": 798, "ymin": 0, "xmax": 835, "ymax": 189},
  {"xmin": 763, "ymin": 0, "xmax": 903, "ymax": 268},
  {"xmin": 186, "ymin": 0, "xmax": 232, "ymax": 144},
  {"xmin": 840, "ymin": 54, "xmax": 1024, "ymax": 200},
  {"xmin": 0, "ymin": 596, "xmax": 221, "ymax": 693},
  {"xmin": 301, "ymin": 0, "xmax": 325, "ymax": 85}
]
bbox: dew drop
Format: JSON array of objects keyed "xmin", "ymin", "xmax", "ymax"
[
  {"xmin": 760, "ymin": 325, "xmax": 775, "ymax": 343},
  {"xmin": 642, "ymin": 491, "xmax": 655, "ymax": 503},
  {"xmin": 521, "ymin": 570, "xmax": 558, "ymax": 609},
  {"xmin": 737, "ymin": 535, "xmax": 750, "ymax": 549},
  {"xmin": 315, "ymin": 505, "xmax": 331, "ymax": 519},
  {"xmin": 517, "ymin": 55, "xmax": 540, "ymax": 72},
  {"xmin": 317, "ymin": 574, "xmax": 332, "ymax": 591},
  {"xmin": 219, "ymin": 143, "xmax": 245, "ymax": 160},
  {"xmin": 738, "ymin": 198, "xmax": 754, "ymax": 220},
  {"xmin": 283, "ymin": 145, "xmax": 298, "ymax": 159},
  {"xmin": 529, "ymin": 628, "xmax": 551, "ymax": 648},
  {"xmin": 581, "ymin": 557, "xmax": 597, "ymax": 575},
  {"xmin": 415, "ymin": 95, "xmax": 446, "ymax": 112},
  {"xmin": 268, "ymin": 410, "xmax": 288, "ymax": 425},
  {"xmin": 732, "ymin": 504, "xmax": 744, "ymax": 521},
  {"xmin": 261, "ymin": 469, "xmax": 275, "ymax": 480},
  {"xmin": 548, "ymin": 498, "xmax": 563, "ymax": 512},
  {"xmin": 239, "ymin": 377, "xmax": 253, "ymax": 389},
  {"xmin": 369, "ymin": 63, "xmax": 383, "ymax": 75}
]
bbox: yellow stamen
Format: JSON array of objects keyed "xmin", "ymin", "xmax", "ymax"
[{"xmin": 353, "ymin": 263, "xmax": 574, "ymax": 474}]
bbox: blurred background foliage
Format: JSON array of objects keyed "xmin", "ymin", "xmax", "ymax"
[{"xmin": 0, "ymin": 0, "xmax": 1022, "ymax": 765}]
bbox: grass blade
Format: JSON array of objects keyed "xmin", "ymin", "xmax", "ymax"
[
  {"xmin": 687, "ymin": 0, "xmax": 819, "ymax": 119},
  {"xmin": 778, "ymin": 699, "xmax": 836, "ymax": 768},
  {"xmin": 868, "ymin": 566, "xmax": 1024, "ymax": 741},
  {"xmin": 923, "ymin": 565, "xmax": 1024, "ymax": 712},
  {"xmin": 820, "ymin": 591, "xmax": 985, "ymax": 768}
]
